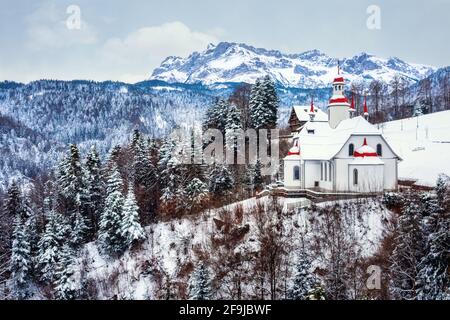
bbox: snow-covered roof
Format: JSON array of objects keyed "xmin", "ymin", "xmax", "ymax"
[
  {"xmin": 292, "ymin": 105, "xmax": 328, "ymax": 122},
  {"xmin": 289, "ymin": 116, "xmax": 390, "ymax": 160}
]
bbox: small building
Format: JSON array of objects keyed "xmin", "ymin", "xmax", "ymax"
[
  {"xmin": 283, "ymin": 70, "xmax": 401, "ymax": 193},
  {"xmin": 288, "ymin": 104, "xmax": 328, "ymax": 133}
]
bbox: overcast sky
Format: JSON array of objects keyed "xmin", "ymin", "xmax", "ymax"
[{"xmin": 1, "ymin": 0, "xmax": 448, "ymax": 83}]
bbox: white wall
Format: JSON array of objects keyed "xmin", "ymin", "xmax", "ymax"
[
  {"xmin": 335, "ymin": 134, "xmax": 398, "ymax": 191},
  {"xmin": 328, "ymin": 105, "xmax": 349, "ymax": 129},
  {"xmin": 348, "ymin": 164, "xmax": 384, "ymax": 193},
  {"xmin": 284, "ymin": 158, "xmax": 302, "ymax": 189},
  {"xmin": 304, "ymin": 161, "xmax": 321, "ymax": 189}
]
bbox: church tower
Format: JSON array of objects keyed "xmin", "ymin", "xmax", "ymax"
[{"xmin": 327, "ymin": 66, "xmax": 350, "ymax": 128}]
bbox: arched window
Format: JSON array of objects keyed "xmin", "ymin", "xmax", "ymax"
[
  {"xmin": 353, "ymin": 169, "xmax": 358, "ymax": 185},
  {"xmin": 377, "ymin": 144, "xmax": 382, "ymax": 156},
  {"xmin": 293, "ymin": 166, "xmax": 300, "ymax": 180},
  {"xmin": 349, "ymin": 143, "xmax": 354, "ymax": 156}
]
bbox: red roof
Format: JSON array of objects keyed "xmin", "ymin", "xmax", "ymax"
[
  {"xmin": 363, "ymin": 96, "xmax": 369, "ymax": 115},
  {"xmin": 287, "ymin": 145, "xmax": 300, "ymax": 156},
  {"xmin": 333, "ymin": 77, "xmax": 344, "ymax": 83},
  {"xmin": 353, "ymin": 138, "xmax": 378, "ymax": 157},
  {"xmin": 310, "ymin": 97, "xmax": 314, "ymax": 113},
  {"xmin": 329, "ymin": 97, "xmax": 349, "ymax": 104},
  {"xmin": 349, "ymin": 94, "xmax": 355, "ymax": 111}
]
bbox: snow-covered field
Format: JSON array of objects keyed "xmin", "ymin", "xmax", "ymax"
[{"xmin": 381, "ymin": 110, "xmax": 450, "ymax": 186}]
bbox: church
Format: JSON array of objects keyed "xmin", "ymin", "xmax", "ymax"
[{"xmin": 283, "ymin": 71, "xmax": 401, "ymax": 193}]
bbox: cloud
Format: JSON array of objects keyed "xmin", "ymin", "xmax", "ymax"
[
  {"xmin": 26, "ymin": 2, "xmax": 97, "ymax": 50},
  {"xmin": 98, "ymin": 21, "xmax": 218, "ymax": 82}
]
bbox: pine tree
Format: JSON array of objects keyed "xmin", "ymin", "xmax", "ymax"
[
  {"xmin": 85, "ymin": 146, "xmax": 104, "ymax": 235},
  {"xmin": 208, "ymin": 164, "xmax": 235, "ymax": 197},
  {"xmin": 289, "ymin": 250, "xmax": 320, "ymax": 300},
  {"xmin": 389, "ymin": 202, "xmax": 425, "ymax": 299},
  {"xmin": 189, "ymin": 262, "xmax": 212, "ymax": 300},
  {"xmin": 415, "ymin": 178, "xmax": 450, "ymax": 300},
  {"xmin": 10, "ymin": 215, "xmax": 32, "ymax": 299},
  {"xmin": 186, "ymin": 178, "xmax": 209, "ymax": 213},
  {"xmin": 120, "ymin": 184, "xmax": 146, "ymax": 249},
  {"xmin": 4, "ymin": 182, "xmax": 23, "ymax": 218},
  {"xmin": 132, "ymin": 132, "xmax": 155, "ymax": 188},
  {"xmin": 253, "ymin": 159, "xmax": 264, "ymax": 190},
  {"xmin": 203, "ymin": 98, "xmax": 229, "ymax": 133},
  {"xmin": 415, "ymin": 209, "xmax": 449, "ymax": 300},
  {"xmin": 54, "ymin": 244, "xmax": 80, "ymax": 300},
  {"xmin": 70, "ymin": 211, "xmax": 89, "ymax": 247},
  {"xmin": 99, "ymin": 164, "xmax": 125, "ymax": 255},
  {"xmin": 249, "ymin": 76, "xmax": 279, "ymax": 130},
  {"xmin": 37, "ymin": 210, "xmax": 68, "ymax": 283}
]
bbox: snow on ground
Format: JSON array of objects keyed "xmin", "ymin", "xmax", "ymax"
[{"xmin": 381, "ymin": 110, "xmax": 450, "ymax": 186}]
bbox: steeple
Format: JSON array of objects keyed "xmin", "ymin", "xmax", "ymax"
[
  {"xmin": 309, "ymin": 96, "xmax": 316, "ymax": 121},
  {"xmin": 327, "ymin": 64, "xmax": 350, "ymax": 129},
  {"xmin": 363, "ymin": 95, "xmax": 369, "ymax": 120},
  {"xmin": 349, "ymin": 93, "xmax": 355, "ymax": 118}
]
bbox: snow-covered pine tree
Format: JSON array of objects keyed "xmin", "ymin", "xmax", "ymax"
[
  {"xmin": 415, "ymin": 209, "xmax": 449, "ymax": 300},
  {"xmin": 99, "ymin": 164, "xmax": 125, "ymax": 255},
  {"xmin": 289, "ymin": 250, "xmax": 320, "ymax": 300},
  {"xmin": 188, "ymin": 262, "xmax": 212, "ymax": 300},
  {"xmin": 70, "ymin": 210, "xmax": 89, "ymax": 248},
  {"xmin": 120, "ymin": 184, "xmax": 146, "ymax": 249},
  {"xmin": 37, "ymin": 209, "xmax": 68, "ymax": 283},
  {"xmin": 436, "ymin": 173, "xmax": 450, "ymax": 210},
  {"xmin": 132, "ymin": 131, "xmax": 155, "ymax": 188},
  {"xmin": 10, "ymin": 215, "xmax": 32, "ymax": 299},
  {"xmin": 415, "ymin": 177, "xmax": 450, "ymax": 300},
  {"xmin": 253, "ymin": 159, "xmax": 264, "ymax": 191},
  {"xmin": 225, "ymin": 103, "xmax": 243, "ymax": 162},
  {"xmin": 260, "ymin": 75, "xmax": 279, "ymax": 128},
  {"xmin": 186, "ymin": 178, "xmax": 209, "ymax": 213},
  {"xmin": 4, "ymin": 182, "xmax": 23, "ymax": 218},
  {"xmin": 54, "ymin": 244, "xmax": 80, "ymax": 300},
  {"xmin": 249, "ymin": 76, "xmax": 279, "ymax": 130},
  {"xmin": 389, "ymin": 202, "xmax": 425, "ymax": 299},
  {"xmin": 85, "ymin": 146, "xmax": 104, "ymax": 235},
  {"xmin": 208, "ymin": 164, "xmax": 235, "ymax": 197},
  {"xmin": 203, "ymin": 98, "xmax": 229, "ymax": 133}
]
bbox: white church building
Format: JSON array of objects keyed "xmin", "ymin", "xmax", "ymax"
[{"xmin": 283, "ymin": 72, "xmax": 401, "ymax": 193}]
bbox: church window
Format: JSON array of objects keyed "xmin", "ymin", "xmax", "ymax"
[
  {"xmin": 353, "ymin": 169, "xmax": 358, "ymax": 185},
  {"xmin": 293, "ymin": 166, "xmax": 300, "ymax": 181},
  {"xmin": 377, "ymin": 144, "xmax": 382, "ymax": 156},
  {"xmin": 349, "ymin": 143, "xmax": 354, "ymax": 156}
]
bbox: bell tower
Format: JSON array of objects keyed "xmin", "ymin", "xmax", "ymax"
[{"xmin": 327, "ymin": 64, "xmax": 350, "ymax": 129}]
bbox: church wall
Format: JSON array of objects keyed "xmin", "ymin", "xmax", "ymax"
[
  {"xmin": 348, "ymin": 164, "xmax": 384, "ymax": 193},
  {"xmin": 283, "ymin": 158, "xmax": 302, "ymax": 189},
  {"xmin": 304, "ymin": 161, "xmax": 321, "ymax": 189},
  {"xmin": 383, "ymin": 158, "xmax": 398, "ymax": 190}
]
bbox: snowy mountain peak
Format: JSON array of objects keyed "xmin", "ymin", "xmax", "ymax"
[{"xmin": 150, "ymin": 42, "xmax": 436, "ymax": 88}]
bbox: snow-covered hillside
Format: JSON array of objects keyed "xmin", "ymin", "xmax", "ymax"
[
  {"xmin": 382, "ymin": 110, "xmax": 450, "ymax": 186},
  {"xmin": 79, "ymin": 196, "xmax": 391, "ymax": 300},
  {"xmin": 150, "ymin": 42, "xmax": 435, "ymax": 88}
]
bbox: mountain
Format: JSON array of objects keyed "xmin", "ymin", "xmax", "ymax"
[{"xmin": 150, "ymin": 42, "xmax": 436, "ymax": 88}]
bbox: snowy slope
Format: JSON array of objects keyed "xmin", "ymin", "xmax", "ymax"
[
  {"xmin": 150, "ymin": 42, "xmax": 436, "ymax": 88},
  {"xmin": 80, "ymin": 196, "xmax": 391, "ymax": 299},
  {"xmin": 381, "ymin": 110, "xmax": 450, "ymax": 186}
]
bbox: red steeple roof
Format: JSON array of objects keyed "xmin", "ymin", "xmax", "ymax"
[
  {"xmin": 310, "ymin": 96, "xmax": 314, "ymax": 113},
  {"xmin": 363, "ymin": 96, "xmax": 369, "ymax": 115},
  {"xmin": 349, "ymin": 93, "xmax": 355, "ymax": 112}
]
